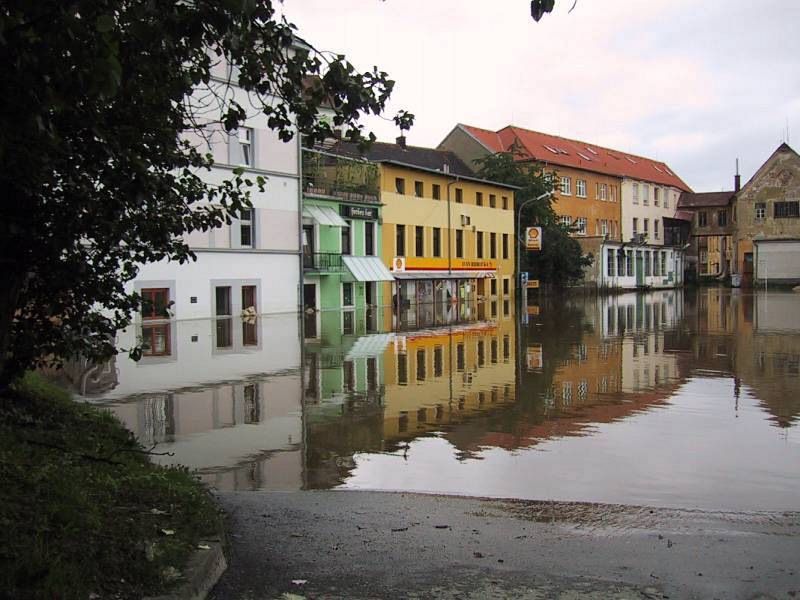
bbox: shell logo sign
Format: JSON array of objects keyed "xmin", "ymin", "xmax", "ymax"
[
  {"xmin": 392, "ymin": 257, "xmax": 406, "ymax": 272},
  {"xmin": 525, "ymin": 227, "xmax": 542, "ymax": 250}
]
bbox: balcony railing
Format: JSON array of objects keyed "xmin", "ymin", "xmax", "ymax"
[
  {"xmin": 302, "ymin": 149, "xmax": 380, "ymax": 204},
  {"xmin": 303, "ymin": 252, "xmax": 345, "ymax": 271}
]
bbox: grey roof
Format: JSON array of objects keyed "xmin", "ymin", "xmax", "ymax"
[{"xmin": 678, "ymin": 191, "xmax": 735, "ymax": 208}]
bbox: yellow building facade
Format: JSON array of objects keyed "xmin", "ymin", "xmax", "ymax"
[{"xmin": 377, "ymin": 162, "xmax": 517, "ymax": 305}]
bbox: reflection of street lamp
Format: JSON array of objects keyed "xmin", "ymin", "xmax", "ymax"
[{"xmin": 516, "ymin": 191, "xmax": 552, "ymax": 295}]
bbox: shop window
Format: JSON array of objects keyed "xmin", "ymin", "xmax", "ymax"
[
  {"xmin": 432, "ymin": 184, "xmax": 441, "ymax": 200},
  {"xmin": 141, "ymin": 288, "xmax": 170, "ymax": 320}
]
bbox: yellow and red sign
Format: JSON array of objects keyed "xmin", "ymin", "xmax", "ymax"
[
  {"xmin": 527, "ymin": 344, "xmax": 543, "ymax": 371},
  {"xmin": 525, "ymin": 227, "xmax": 542, "ymax": 250},
  {"xmin": 392, "ymin": 257, "xmax": 497, "ymax": 273}
]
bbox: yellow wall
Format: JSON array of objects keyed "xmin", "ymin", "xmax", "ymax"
[{"xmin": 379, "ymin": 164, "xmax": 516, "ymax": 297}]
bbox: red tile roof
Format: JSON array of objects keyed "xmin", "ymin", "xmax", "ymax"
[
  {"xmin": 460, "ymin": 124, "xmax": 692, "ymax": 192},
  {"xmin": 677, "ymin": 191, "xmax": 735, "ymax": 208}
]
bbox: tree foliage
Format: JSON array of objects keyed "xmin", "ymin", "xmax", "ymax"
[
  {"xmin": 0, "ymin": 0, "xmax": 413, "ymax": 385},
  {"xmin": 474, "ymin": 150, "xmax": 592, "ymax": 287}
]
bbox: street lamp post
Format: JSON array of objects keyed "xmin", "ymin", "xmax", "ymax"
[{"xmin": 516, "ymin": 191, "xmax": 552, "ymax": 296}]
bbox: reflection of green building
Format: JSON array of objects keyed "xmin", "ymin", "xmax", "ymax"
[{"xmin": 302, "ymin": 150, "xmax": 394, "ymax": 330}]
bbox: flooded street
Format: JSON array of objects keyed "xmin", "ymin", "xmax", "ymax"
[{"xmin": 86, "ymin": 288, "xmax": 800, "ymax": 512}]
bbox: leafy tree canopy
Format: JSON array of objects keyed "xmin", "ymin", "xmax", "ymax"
[
  {"xmin": 0, "ymin": 0, "xmax": 413, "ymax": 386},
  {"xmin": 474, "ymin": 149, "xmax": 592, "ymax": 287}
]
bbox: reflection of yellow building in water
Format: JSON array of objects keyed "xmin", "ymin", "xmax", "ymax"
[{"xmin": 380, "ymin": 308, "xmax": 517, "ymax": 440}]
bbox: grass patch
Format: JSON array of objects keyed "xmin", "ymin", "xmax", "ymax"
[{"xmin": 0, "ymin": 373, "xmax": 220, "ymax": 599}]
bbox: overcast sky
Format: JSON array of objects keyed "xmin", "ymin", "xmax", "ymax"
[{"xmin": 281, "ymin": 0, "xmax": 800, "ymax": 192}]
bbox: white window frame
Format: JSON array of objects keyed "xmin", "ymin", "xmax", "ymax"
[
  {"xmin": 601, "ymin": 220, "xmax": 608, "ymax": 236},
  {"xmin": 560, "ymin": 215, "xmax": 572, "ymax": 228},
  {"xmin": 342, "ymin": 281, "xmax": 355, "ymax": 307},
  {"xmin": 654, "ymin": 219, "xmax": 659, "ymax": 239},
  {"xmin": 576, "ymin": 179, "xmax": 587, "ymax": 198},
  {"xmin": 599, "ymin": 183, "xmax": 608, "ymax": 201},
  {"xmin": 237, "ymin": 207, "xmax": 256, "ymax": 248},
  {"xmin": 230, "ymin": 127, "xmax": 254, "ymax": 167},
  {"xmin": 755, "ymin": 203, "xmax": 766, "ymax": 220},
  {"xmin": 560, "ymin": 176, "xmax": 571, "ymax": 195},
  {"xmin": 633, "ymin": 217, "xmax": 638, "ymax": 234},
  {"xmin": 643, "ymin": 184, "xmax": 650, "ymax": 206},
  {"xmin": 632, "ymin": 182, "xmax": 639, "ymax": 205},
  {"xmin": 654, "ymin": 188, "xmax": 660, "ymax": 207},
  {"xmin": 664, "ymin": 188, "xmax": 669, "ymax": 209},
  {"xmin": 575, "ymin": 217, "xmax": 587, "ymax": 235}
]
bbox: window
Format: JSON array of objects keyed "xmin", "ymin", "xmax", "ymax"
[
  {"xmin": 396, "ymin": 224, "xmax": 405, "ymax": 256},
  {"xmin": 599, "ymin": 183, "xmax": 608, "ymax": 201},
  {"xmin": 415, "ymin": 225, "xmax": 424, "ymax": 257},
  {"xmin": 698, "ymin": 211, "xmax": 707, "ymax": 227},
  {"xmin": 142, "ymin": 323, "xmax": 171, "ymax": 357},
  {"xmin": 755, "ymin": 203, "xmax": 766, "ymax": 220},
  {"xmin": 654, "ymin": 252, "xmax": 660, "ymax": 276},
  {"xmin": 611, "ymin": 186, "xmax": 617, "ymax": 202},
  {"xmin": 774, "ymin": 201, "xmax": 800, "ymax": 218},
  {"xmin": 644, "ymin": 219, "xmax": 649, "ymax": 234},
  {"xmin": 342, "ymin": 282, "xmax": 354, "ymax": 306},
  {"xmin": 433, "ymin": 227, "xmax": 441, "ymax": 257},
  {"xmin": 395, "ymin": 178, "xmax": 405, "ymax": 194},
  {"xmin": 664, "ymin": 190, "xmax": 669, "ymax": 209},
  {"xmin": 717, "ymin": 210, "xmax": 727, "ymax": 226},
  {"xmin": 344, "ymin": 308, "xmax": 354, "ymax": 333},
  {"xmin": 215, "ymin": 286, "xmax": 232, "ymax": 348},
  {"xmin": 576, "ymin": 179, "xmax": 587, "ymax": 198},
  {"xmin": 434, "ymin": 346, "xmax": 443, "ymax": 377},
  {"xmin": 365, "ymin": 221, "xmax": 375, "ymax": 255},
  {"xmin": 490, "ymin": 232, "xmax": 497, "ymax": 259},
  {"xmin": 503, "ymin": 278, "xmax": 509, "ymax": 295},
  {"xmin": 575, "ymin": 217, "xmax": 587, "ymax": 235},
  {"xmin": 397, "ymin": 353, "xmax": 407, "ymax": 385},
  {"xmin": 476, "ymin": 192, "xmax": 483, "ymax": 206},
  {"xmin": 489, "ymin": 194, "xmax": 496, "ymax": 208},
  {"xmin": 632, "ymin": 217, "xmax": 638, "ymax": 233},
  {"xmin": 238, "ymin": 208, "xmax": 255, "ymax": 248},
  {"xmin": 607, "ymin": 249, "xmax": 615, "ymax": 277},
  {"xmin": 416, "ymin": 349, "xmax": 426, "ymax": 382},
  {"xmin": 477, "ymin": 231, "xmax": 484, "ymax": 258},
  {"xmin": 456, "ymin": 229, "xmax": 463, "ymax": 258},
  {"xmin": 232, "ymin": 127, "xmax": 254, "ymax": 167},
  {"xmin": 241, "ymin": 285, "xmax": 257, "ymax": 311},
  {"xmin": 560, "ymin": 215, "xmax": 572, "ymax": 228},
  {"xmin": 645, "ymin": 251, "xmax": 651, "ymax": 276},
  {"xmin": 502, "ymin": 233, "xmax": 509, "ymax": 259},
  {"xmin": 456, "ymin": 343, "xmax": 465, "ymax": 371},
  {"xmin": 414, "ymin": 181, "xmax": 423, "ymax": 197},
  {"xmin": 141, "ymin": 288, "xmax": 170, "ymax": 320},
  {"xmin": 502, "ymin": 196, "xmax": 508, "ymax": 210},
  {"xmin": 341, "ymin": 220, "xmax": 352, "ymax": 255},
  {"xmin": 455, "ymin": 188, "xmax": 463, "ymax": 203},
  {"xmin": 560, "ymin": 176, "xmax": 571, "ymax": 195},
  {"xmin": 432, "ymin": 184, "xmax": 441, "ymax": 200},
  {"xmin": 643, "ymin": 184, "xmax": 650, "ymax": 206},
  {"xmin": 654, "ymin": 188, "xmax": 660, "ymax": 206},
  {"xmin": 617, "ymin": 250, "xmax": 625, "ymax": 276},
  {"xmin": 633, "ymin": 182, "xmax": 639, "ymax": 205},
  {"xmin": 654, "ymin": 219, "xmax": 659, "ymax": 239},
  {"xmin": 490, "ymin": 279, "xmax": 497, "ymax": 296},
  {"xmin": 661, "ymin": 252, "xmax": 667, "ymax": 275},
  {"xmin": 601, "ymin": 220, "xmax": 608, "ymax": 236},
  {"xmin": 242, "ymin": 285, "xmax": 258, "ymax": 346}
]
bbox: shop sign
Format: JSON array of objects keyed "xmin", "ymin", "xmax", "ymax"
[
  {"xmin": 527, "ymin": 279, "xmax": 540, "ymax": 289},
  {"xmin": 340, "ymin": 205, "xmax": 378, "ymax": 220},
  {"xmin": 527, "ymin": 344, "xmax": 543, "ymax": 371},
  {"xmin": 392, "ymin": 257, "xmax": 406, "ymax": 272},
  {"xmin": 527, "ymin": 305, "xmax": 540, "ymax": 315},
  {"xmin": 525, "ymin": 227, "xmax": 542, "ymax": 250}
]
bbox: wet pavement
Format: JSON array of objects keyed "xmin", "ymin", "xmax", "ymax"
[
  {"xmin": 85, "ymin": 288, "xmax": 800, "ymax": 513},
  {"xmin": 209, "ymin": 490, "xmax": 800, "ymax": 600}
]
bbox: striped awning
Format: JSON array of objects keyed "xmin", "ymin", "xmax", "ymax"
[
  {"xmin": 303, "ymin": 205, "xmax": 349, "ymax": 227},
  {"xmin": 343, "ymin": 256, "xmax": 395, "ymax": 282},
  {"xmin": 345, "ymin": 333, "xmax": 396, "ymax": 360}
]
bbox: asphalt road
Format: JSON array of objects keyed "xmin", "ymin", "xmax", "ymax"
[{"xmin": 210, "ymin": 490, "xmax": 800, "ymax": 599}]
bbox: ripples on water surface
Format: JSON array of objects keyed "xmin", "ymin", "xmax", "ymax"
[{"xmin": 82, "ymin": 289, "xmax": 800, "ymax": 511}]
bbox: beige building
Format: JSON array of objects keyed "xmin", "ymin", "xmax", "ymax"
[{"xmin": 733, "ymin": 143, "xmax": 800, "ymax": 286}]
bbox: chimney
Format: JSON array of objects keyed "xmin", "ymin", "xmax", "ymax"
[
  {"xmin": 734, "ymin": 158, "xmax": 741, "ymax": 192},
  {"xmin": 396, "ymin": 135, "xmax": 407, "ymax": 149}
]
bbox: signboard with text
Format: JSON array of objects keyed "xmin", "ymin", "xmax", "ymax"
[
  {"xmin": 527, "ymin": 344, "xmax": 543, "ymax": 371},
  {"xmin": 527, "ymin": 279, "xmax": 540, "ymax": 289},
  {"xmin": 525, "ymin": 226, "xmax": 542, "ymax": 250},
  {"xmin": 340, "ymin": 204, "xmax": 378, "ymax": 220}
]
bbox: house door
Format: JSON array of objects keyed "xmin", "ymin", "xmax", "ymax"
[
  {"xmin": 635, "ymin": 251, "xmax": 645, "ymax": 286},
  {"xmin": 303, "ymin": 283, "xmax": 317, "ymax": 338},
  {"xmin": 742, "ymin": 252, "xmax": 754, "ymax": 288}
]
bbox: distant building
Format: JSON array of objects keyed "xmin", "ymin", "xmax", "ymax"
[
  {"xmin": 439, "ymin": 124, "xmax": 689, "ymax": 289},
  {"xmin": 733, "ymin": 143, "xmax": 800, "ymax": 286},
  {"xmin": 677, "ymin": 191, "xmax": 736, "ymax": 281}
]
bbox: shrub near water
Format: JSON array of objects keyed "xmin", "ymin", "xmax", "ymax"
[{"xmin": 0, "ymin": 373, "xmax": 219, "ymax": 599}]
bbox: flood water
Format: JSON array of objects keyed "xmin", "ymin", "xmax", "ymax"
[{"xmin": 82, "ymin": 288, "xmax": 800, "ymax": 512}]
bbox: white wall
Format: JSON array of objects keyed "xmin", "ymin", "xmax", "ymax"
[
  {"xmin": 131, "ymin": 251, "xmax": 300, "ymax": 317},
  {"xmin": 621, "ymin": 179, "xmax": 680, "ymax": 244}
]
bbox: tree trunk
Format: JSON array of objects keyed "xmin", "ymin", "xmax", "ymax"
[{"xmin": 0, "ymin": 262, "xmax": 25, "ymax": 389}]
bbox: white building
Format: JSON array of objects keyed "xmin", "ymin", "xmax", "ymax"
[
  {"xmin": 597, "ymin": 242, "xmax": 684, "ymax": 289},
  {"xmin": 621, "ymin": 179, "xmax": 683, "ymax": 245},
  {"xmin": 128, "ymin": 55, "xmax": 303, "ymax": 331}
]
